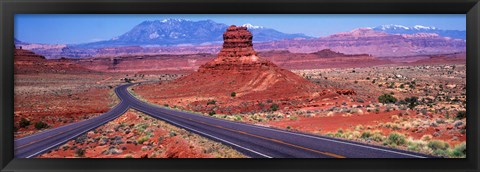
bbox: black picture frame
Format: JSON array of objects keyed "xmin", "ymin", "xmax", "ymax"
[{"xmin": 1, "ymin": 0, "xmax": 479, "ymax": 171}]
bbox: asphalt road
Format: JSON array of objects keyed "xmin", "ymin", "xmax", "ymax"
[
  {"xmin": 14, "ymin": 83, "xmax": 434, "ymax": 158},
  {"xmin": 14, "ymin": 84, "xmax": 133, "ymax": 158}
]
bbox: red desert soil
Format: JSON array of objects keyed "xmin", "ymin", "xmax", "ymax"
[
  {"xmin": 134, "ymin": 25, "xmax": 351, "ymax": 114},
  {"xmin": 14, "ymin": 48, "xmax": 120, "ymax": 138},
  {"xmin": 267, "ymin": 110, "xmax": 465, "ymax": 146},
  {"xmin": 38, "ymin": 109, "xmax": 246, "ymax": 158},
  {"xmin": 132, "ymin": 26, "xmax": 465, "ymax": 157}
]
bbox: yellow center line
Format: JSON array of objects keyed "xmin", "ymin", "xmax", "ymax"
[{"xmin": 175, "ymin": 115, "xmax": 346, "ymax": 158}]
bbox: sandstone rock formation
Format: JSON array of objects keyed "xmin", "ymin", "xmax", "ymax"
[
  {"xmin": 218, "ymin": 25, "xmax": 256, "ymax": 58},
  {"xmin": 14, "ymin": 48, "xmax": 46, "ymax": 61},
  {"xmin": 14, "ymin": 48, "xmax": 93, "ymax": 74},
  {"xmin": 148, "ymin": 25, "xmax": 326, "ymax": 104},
  {"xmin": 198, "ymin": 25, "xmax": 273, "ymax": 72}
]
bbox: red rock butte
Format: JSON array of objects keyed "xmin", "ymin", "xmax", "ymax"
[
  {"xmin": 198, "ymin": 25, "xmax": 277, "ymax": 72},
  {"xmin": 218, "ymin": 25, "xmax": 256, "ymax": 58},
  {"xmin": 146, "ymin": 25, "xmax": 332, "ymax": 109}
]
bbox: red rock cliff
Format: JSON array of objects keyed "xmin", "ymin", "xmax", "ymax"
[
  {"xmin": 218, "ymin": 25, "xmax": 257, "ymax": 58},
  {"xmin": 198, "ymin": 25, "xmax": 274, "ymax": 72}
]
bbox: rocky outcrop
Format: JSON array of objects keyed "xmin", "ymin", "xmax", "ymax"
[
  {"xmin": 311, "ymin": 49, "xmax": 371, "ymax": 58},
  {"xmin": 336, "ymin": 89, "xmax": 356, "ymax": 95},
  {"xmin": 14, "ymin": 48, "xmax": 94, "ymax": 74},
  {"xmin": 218, "ymin": 25, "xmax": 256, "ymax": 58},
  {"xmin": 152, "ymin": 25, "xmax": 327, "ymax": 103},
  {"xmin": 14, "ymin": 48, "xmax": 46, "ymax": 61},
  {"xmin": 198, "ymin": 25, "xmax": 276, "ymax": 72}
]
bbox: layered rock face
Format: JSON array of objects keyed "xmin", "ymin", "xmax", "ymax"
[
  {"xmin": 14, "ymin": 48, "xmax": 93, "ymax": 74},
  {"xmin": 198, "ymin": 25, "xmax": 275, "ymax": 72},
  {"xmin": 218, "ymin": 25, "xmax": 256, "ymax": 58},
  {"xmin": 14, "ymin": 48, "xmax": 46, "ymax": 61},
  {"xmin": 155, "ymin": 25, "xmax": 324, "ymax": 102}
]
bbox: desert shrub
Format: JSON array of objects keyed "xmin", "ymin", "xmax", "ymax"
[
  {"xmin": 378, "ymin": 94, "xmax": 397, "ymax": 104},
  {"xmin": 445, "ymin": 112, "xmax": 450, "ymax": 119},
  {"xmin": 230, "ymin": 92, "xmax": 236, "ymax": 97},
  {"xmin": 208, "ymin": 111, "xmax": 216, "ymax": 116},
  {"xmin": 163, "ymin": 104, "xmax": 169, "ymax": 107},
  {"xmin": 421, "ymin": 135, "xmax": 433, "ymax": 141},
  {"xmin": 234, "ymin": 115, "xmax": 242, "ymax": 121},
  {"xmin": 157, "ymin": 136, "xmax": 165, "ymax": 143},
  {"xmin": 270, "ymin": 103, "xmax": 279, "ymax": 112},
  {"xmin": 428, "ymin": 140, "xmax": 449, "ymax": 151},
  {"xmin": 19, "ymin": 118, "xmax": 31, "ymax": 128},
  {"xmin": 404, "ymin": 96, "xmax": 419, "ymax": 109},
  {"xmin": 354, "ymin": 125, "xmax": 364, "ymax": 131},
  {"xmin": 289, "ymin": 116, "xmax": 298, "ymax": 120},
  {"xmin": 456, "ymin": 111, "xmax": 466, "ymax": 119},
  {"xmin": 371, "ymin": 132, "xmax": 385, "ymax": 142},
  {"xmin": 286, "ymin": 126, "xmax": 291, "ymax": 130},
  {"xmin": 350, "ymin": 131, "xmax": 361, "ymax": 139},
  {"xmin": 406, "ymin": 139, "xmax": 429, "ymax": 152},
  {"xmin": 169, "ymin": 131, "xmax": 177, "ymax": 137},
  {"xmin": 360, "ymin": 131, "xmax": 373, "ymax": 139},
  {"xmin": 258, "ymin": 102, "xmax": 265, "ymax": 107},
  {"xmin": 450, "ymin": 142, "xmax": 466, "ymax": 158},
  {"xmin": 407, "ymin": 141, "xmax": 420, "ymax": 151},
  {"xmin": 409, "ymin": 84, "xmax": 416, "ymax": 89},
  {"xmin": 34, "ymin": 121, "xmax": 49, "ymax": 130},
  {"xmin": 436, "ymin": 119, "xmax": 445, "ymax": 124},
  {"xmin": 75, "ymin": 148, "xmax": 85, "ymax": 157},
  {"xmin": 206, "ymin": 100, "xmax": 216, "ymax": 105},
  {"xmin": 335, "ymin": 129, "xmax": 345, "ymax": 138},
  {"xmin": 433, "ymin": 149, "xmax": 449, "ymax": 156},
  {"xmin": 325, "ymin": 133, "xmax": 334, "ymax": 137},
  {"xmin": 385, "ymin": 132, "xmax": 406, "ymax": 146},
  {"xmin": 124, "ymin": 155, "xmax": 134, "ymax": 158},
  {"xmin": 135, "ymin": 123, "xmax": 148, "ymax": 132},
  {"xmin": 137, "ymin": 136, "xmax": 149, "ymax": 144}
]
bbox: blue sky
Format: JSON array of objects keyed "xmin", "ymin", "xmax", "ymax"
[{"xmin": 15, "ymin": 14, "xmax": 466, "ymax": 44}]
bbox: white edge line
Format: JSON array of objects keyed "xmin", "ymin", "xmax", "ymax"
[
  {"xmin": 146, "ymin": 103, "xmax": 428, "ymax": 158},
  {"xmin": 128, "ymin": 83, "xmax": 426, "ymax": 158},
  {"xmin": 134, "ymin": 108, "xmax": 272, "ymax": 158},
  {"xmin": 24, "ymin": 107, "xmax": 129, "ymax": 158},
  {"xmin": 16, "ymin": 86, "xmax": 127, "ymax": 142},
  {"xmin": 137, "ymin": 101, "xmax": 428, "ymax": 158},
  {"xmin": 217, "ymin": 118, "xmax": 429, "ymax": 158}
]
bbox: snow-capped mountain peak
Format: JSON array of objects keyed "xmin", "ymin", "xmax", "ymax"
[
  {"xmin": 372, "ymin": 24, "xmax": 464, "ymax": 40},
  {"xmin": 242, "ymin": 23, "xmax": 264, "ymax": 29},
  {"xmin": 375, "ymin": 24, "xmax": 438, "ymax": 31},
  {"xmin": 75, "ymin": 19, "xmax": 311, "ymax": 48},
  {"xmin": 376, "ymin": 24, "xmax": 410, "ymax": 30},
  {"xmin": 413, "ymin": 25, "xmax": 437, "ymax": 30},
  {"xmin": 160, "ymin": 18, "xmax": 191, "ymax": 23}
]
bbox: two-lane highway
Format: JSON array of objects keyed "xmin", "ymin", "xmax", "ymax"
[
  {"xmin": 121, "ymin": 84, "xmax": 433, "ymax": 158},
  {"xmin": 14, "ymin": 84, "xmax": 134, "ymax": 158},
  {"xmin": 15, "ymin": 83, "xmax": 434, "ymax": 158}
]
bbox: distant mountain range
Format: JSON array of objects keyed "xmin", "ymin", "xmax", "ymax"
[
  {"xmin": 14, "ymin": 20, "xmax": 466, "ymax": 59},
  {"xmin": 254, "ymin": 28, "xmax": 465, "ymax": 57},
  {"xmin": 372, "ymin": 24, "xmax": 466, "ymax": 40},
  {"xmin": 74, "ymin": 19, "xmax": 311, "ymax": 48}
]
